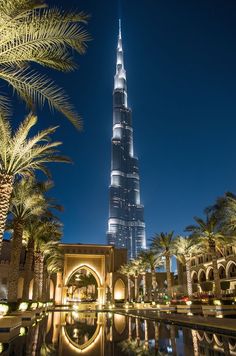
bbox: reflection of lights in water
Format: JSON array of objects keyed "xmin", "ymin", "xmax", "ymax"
[
  {"xmin": 62, "ymin": 321, "xmax": 102, "ymax": 353},
  {"xmin": 20, "ymin": 327, "xmax": 26, "ymax": 336},
  {"xmin": 73, "ymin": 328, "xmax": 79, "ymax": 338},
  {"xmin": 72, "ymin": 311, "xmax": 79, "ymax": 320},
  {"xmin": 73, "ymin": 304, "xmax": 79, "ymax": 311}
]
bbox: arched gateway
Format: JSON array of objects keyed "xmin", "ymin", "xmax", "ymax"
[{"xmin": 54, "ymin": 244, "xmax": 127, "ymax": 305}]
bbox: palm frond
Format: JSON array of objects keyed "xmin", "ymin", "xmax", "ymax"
[{"xmin": 0, "ymin": 66, "xmax": 82, "ymax": 128}]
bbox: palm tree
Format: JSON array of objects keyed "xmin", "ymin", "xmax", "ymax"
[
  {"xmin": 150, "ymin": 232, "xmax": 175, "ymax": 298},
  {"xmin": 173, "ymin": 236, "xmax": 201, "ymax": 297},
  {"xmin": 7, "ymin": 177, "xmax": 49, "ymax": 302},
  {"xmin": 32, "ymin": 220, "xmax": 62, "ymax": 300},
  {"xmin": 0, "ymin": 0, "xmax": 89, "ymax": 127},
  {"xmin": 43, "ymin": 242, "xmax": 64, "ymax": 301},
  {"xmin": 139, "ymin": 250, "xmax": 163, "ymax": 301},
  {"xmin": 0, "ymin": 113, "xmax": 69, "ymax": 253},
  {"xmin": 129, "ymin": 258, "xmax": 145, "ymax": 301},
  {"xmin": 22, "ymin": 231, "xmax": 34, "ymax": 300},
  {"xmin": 119, "ymin": 262, "xmax": 133, "ymax": 302},
  {"xmin": 209, "ymin": 192, "xmax": 236, "ymax": 234},
  {"xmin": 186, "ymin": 214, "xmax": 228, "ymax": 298}
]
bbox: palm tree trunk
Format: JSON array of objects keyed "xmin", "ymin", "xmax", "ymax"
[
  {"xmin": 0, "ymin": 173, "xmax": 13, "ymax": 254},
  {"xmin": 38, "ymin": 253, "xmax": 44, "ymax": 300},
  {"xmin": 166, "ymin": 254, "xmax": 172, "ymax": 298},
  {"xmin": 134, "ymin": 276, "xmax": 138, "ymax": 301},
  {"xmin": 127, "ymin": 276, "xmax": 131, "ymax": 302},
  {"xmin": 151, "ymin": 269, "xmax": 157, "ymax": 301},
  {"xmin": 209, "ymin": 240, "xmax": 221, "ymax": 298},
  {"xmin": 46, "ymin": 275, "xmax": 51, "ymax": 300},
  {"xmin": 8, "ymin": 220, "xmax": 24, "ymax": 302},
  {"xmin": 42, "ymin": 266, "xmax": 48, "ymax": 302},
  {"xmin": 186, "ymin": 259, "xmax": 193, "ymax": 297},
  {"xmin": 142, "ymin": 273, "xmax": 146, "ymax": 300},
  {"xmin": 22, "ymin": 238, "xmax": 34, "ymax": 300},
  {"xmin": 33, "ymin": 249, "xmax": 41, "ymax": 300}
]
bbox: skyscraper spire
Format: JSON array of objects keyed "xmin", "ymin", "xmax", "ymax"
[
  {"xmin": 114, "ymin": 19, "xmax": 127, "ymax": 101},
  {"xmin": 107, "ymin": 21, "xmax": 146, "ymax": 259},
  {"xmin": 119, "ymin": 18, "xmax": 122, "ymax": 39}
]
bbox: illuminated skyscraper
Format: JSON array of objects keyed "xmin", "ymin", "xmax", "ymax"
[{"xmin": 107, "ymin": 20, "xmax": 146, "ymax": 259}]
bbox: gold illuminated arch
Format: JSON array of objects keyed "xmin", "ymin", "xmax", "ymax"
[
  {"xmin": 62, "ymin": 314, "xmax": 102, "ymax": 352},
  {"xmin": 65, "ymin": 264, "xmax": 102, "ymax": 288}
]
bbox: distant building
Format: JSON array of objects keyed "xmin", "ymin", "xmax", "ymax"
[
  {"xmin": 177, "ymin": 245, "xmax": 236, "ymax": 295},
  {"xmin": 106, "ymin": 20, "xmax": 146, "ymax": 259}
]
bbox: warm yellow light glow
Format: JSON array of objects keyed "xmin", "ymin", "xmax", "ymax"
[
  {"xmin": 19, "ymin": 302, "xmax": 28, "ymax": 311},
  {"xmin": 72, "ymin": 304, "xmax": 79, "ymax": 311},
  {"xmin": 214, "ymin": 300, "xmax": 221, "ymax": 306},
  {"xmin": 30, "ymin": 302, "xmax": 38, "ymax": 310},
  {"xmin": 187, "ymin": 312, "xmax": 193, "ymax": 316},
  {"xmin": 186, "ymin": 301, "xmax": 192, "ymax": 306},
  {"xmin": 0, "ymin": 304, "xmax": 9, "ymax": 315},
  {"xmin": 20, "ymin": 327, "xmax": 26, "ymax": 336},
  {"xmin": 216, "ymin": 314, "xmax": 223, "ymax": 318},
  {"xmin": 114, "ymin": 290, "xmax": 123, "ymax": 300}
]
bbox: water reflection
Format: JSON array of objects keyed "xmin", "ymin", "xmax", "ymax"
[{"xmin": 0, "ymin": 312, "xmax": 235, "ymax": 355}]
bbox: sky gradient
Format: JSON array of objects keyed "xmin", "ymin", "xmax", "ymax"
[{"xmin": 10, "ymin": 0, "xmax": 236, "ymax": 246}]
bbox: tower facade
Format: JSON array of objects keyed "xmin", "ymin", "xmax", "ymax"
[{"xmin": 107, "ymin": 20, "xmax": 146, "ymax": 259}]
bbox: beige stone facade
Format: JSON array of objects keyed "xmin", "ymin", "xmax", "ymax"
[
  {"xmin": 0, "ymin": 240, "xmax": 171, "ymax": 302},
  {"xmin": 177, "ymin": 245, "xmax": 236, "ymax": 295}
]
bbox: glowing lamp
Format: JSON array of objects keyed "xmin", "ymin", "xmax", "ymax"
[
  {"xmin": 0, "ymin": 304, "xmax": 9, "ymax": 316},
  {"xmin": 19, "ymin": 302, "xmax": 28, "ymax": 312}
]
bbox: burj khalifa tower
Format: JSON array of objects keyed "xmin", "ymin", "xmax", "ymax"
[{"xmin": 106, "ymin": 21, "xmax": 146, "ymax": 259}]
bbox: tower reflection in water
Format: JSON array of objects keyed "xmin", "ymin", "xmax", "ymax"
[{"xmin": 1, "ymin": 312, "xmax": 236, "ymax": 355}]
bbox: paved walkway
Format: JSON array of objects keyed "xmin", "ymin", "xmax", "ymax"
[{"xmin": 117, "ymin": 309, "xmax": 236, "ymax": 335}]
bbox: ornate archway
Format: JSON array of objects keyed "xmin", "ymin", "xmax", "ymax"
[
  {"xmin": 66, "ymin": 265, "xmax": 100, "ymax": 303},
  {"xmin": 114, "ymin": 278, "xmax": 125, "ymax": 301}
]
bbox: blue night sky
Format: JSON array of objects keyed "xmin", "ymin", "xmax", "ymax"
[{"xmin": 10, "ymin": 0, "xmax": 236, "ymax": 246}]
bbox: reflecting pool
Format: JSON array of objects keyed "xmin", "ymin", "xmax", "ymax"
[{"xmin": 0, "ymin": 311, "xmax": 235, "ymax": 355}]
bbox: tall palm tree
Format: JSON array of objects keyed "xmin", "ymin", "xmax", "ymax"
[
  {"xmin": 0, "ymin": 0, "xmax": 89, "ymax": 127},
  {"xmin": 150, "ymin": 232, "xmax": 175, "ymax": 298},
  {"xmin": 173, "ymin": 236, "xmax": 201, "ymax": 297},
  {"xmin": 32, "ymin": 220, "xmax": 62, "ymax": 300},
  {"xmin": 129, "ymin": 258, "xmax": 146, "ymax": 301},
  {"xmin": 139, "ymin": 250, "xmax": 163, "ymax": 301},
  {"xmin": 43, "ymin": 242, "xmax": 64, "ymax": 301},
  {"xmin": 119, "ymin": 262, "xmax": 133, "ymax": 302},
  {"xmin": 6, "ymin": 177, "xmax": 50, "ymax": 302},
  {"xmin": 0, "ymin": 113, "xmax": 69, "ymax": 253},
  {"xmin": 186, "ymin": 214, "xmax": 228, "ymax": 298}
]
